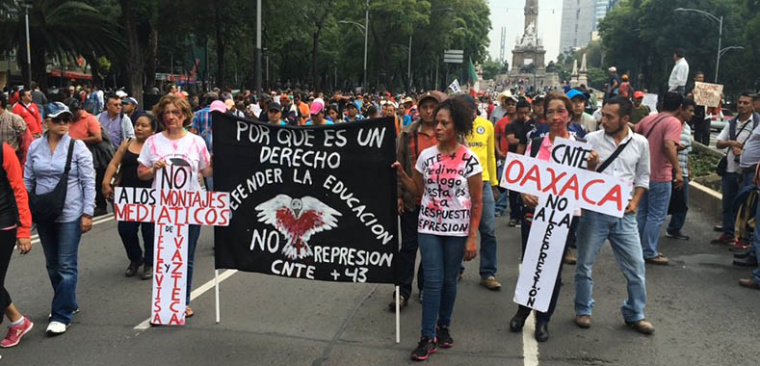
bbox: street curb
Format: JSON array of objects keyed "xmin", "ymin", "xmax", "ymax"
[
  {"xmin": 689, "ymin": 180, "xmax": 721, "ymax": 222},
  {"xmin": 692, "ymin": 140, "xmax": 724, "ymax": 158}
]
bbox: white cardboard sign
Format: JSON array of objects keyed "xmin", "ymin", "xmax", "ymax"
[{"xmin": 114, "ymin": 168, "xmax": 231, "ymax": 325}]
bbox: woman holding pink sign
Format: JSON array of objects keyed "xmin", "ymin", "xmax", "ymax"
[{"xmin": 137, "ymin": 94, "xmax": 212, "ymax": 319}]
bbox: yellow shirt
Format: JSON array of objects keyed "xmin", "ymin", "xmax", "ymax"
[{"xmin": 466, "ymin": 116, "xmax": 498, "ymax": 186}]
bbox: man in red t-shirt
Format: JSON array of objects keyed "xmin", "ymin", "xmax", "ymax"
[
  {"xmin": 634, "ymin": 92, "xmax": 684, "ymax": 266},
  {"xmin": 12, "ymin": 90, "xmax": 42, "ymax": 138},
  {"xmin": 64, "ymin": 98, "xmax": 103, "ymax": 146}
]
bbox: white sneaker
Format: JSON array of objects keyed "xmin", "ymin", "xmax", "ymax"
[{"xmin": 45, "ymin": 321, "xmax": 68, "ymax": 336}]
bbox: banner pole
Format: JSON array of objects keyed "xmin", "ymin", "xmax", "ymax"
[
  {"xmin": 215, "ymin": 269, "xmax": 220, "ymax": 324},
  {"xmin": 395, "ymin": 285, "xmax": 400, "ymax": 343}
]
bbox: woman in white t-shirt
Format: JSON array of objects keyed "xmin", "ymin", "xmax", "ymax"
[
  {"xmin": 137, "ymin": 94, "xmax": 212, "ymax": 319},
  {"xmin": 394, "ymin": 96, "xmax": 483, "ymax": 361}
]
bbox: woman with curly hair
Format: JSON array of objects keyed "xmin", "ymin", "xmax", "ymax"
[{"xmin": 394, "ymin": 95, "xmax": 483, "ymax": 361}]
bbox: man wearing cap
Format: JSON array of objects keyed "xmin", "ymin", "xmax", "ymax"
[
  {"xmin": 280, "ymin": 94, "xmax": 297, "ymax": 126},
  {"xmin": 402, "ymin": 97, "xmax": 416, "ymax": 127},
  {"xmin": 631, "ymin": 91, "xmax": 651, "ymax": 125},
  {"xmin": 345, "ymin": 102, "xmax": 365, "ymax": 123},
  {"xmin": 392, "ymin": 91, "xmax": 446, "ymax": 309},
  {"xmin": 121, "ymin": 97, "xmax": 143, "ymax": 126},
  {"xmin": 305, "ymin": 99, "xmax": 333, "ymax": 126},
  {"xmin": 66, "ymin": 98, "xmax": 103, "ymax": 146},
  {"xmin": 606, "ymin": 67, "xmax": 621, "ymax": 101},
  {"xmin": 568, "ymin": 89, "xmax": 597, "ymax": 133},
  {"xmin": 267, "ymin": 103, "xmax": 287, "ymax": 126},
  {"xmin": 668, "ymin": 49, "xmax": 689, "ymax": 95},
  {"xmin": 490, "ymin": 92, "xmax": 516, "ymax": 125}
]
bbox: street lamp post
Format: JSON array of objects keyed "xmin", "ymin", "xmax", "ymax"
[
  {"xmin": 20, "ymin": 1, "xmax": 32, "ymax": 88},
  {"xmin": 407, "ymin": 34, "xmax": 412, "ymax": 93},
  {"xmin": 254, "ymin": 0, "xmax": 262, "ymax": 93},
  {"xmin": 674, "ymin": 8, "xmax": 744, "ymax": 83},
  {"xmin": 338, "ymin": 18, "xmax": 368, "ymax": 92}
]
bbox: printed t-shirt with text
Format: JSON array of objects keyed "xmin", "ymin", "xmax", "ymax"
[
  {"xmin": 137, "ymin": 132, "xmax": 211, "ymax": 191},
  {"xmin": 415, "ymin": 145, "xmax": 483, "ymax": 237}
]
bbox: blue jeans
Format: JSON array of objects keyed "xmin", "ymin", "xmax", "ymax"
[
  {"xmin": 419, "ymin": 233, "xmax": 466, "ymax": 338},
  {"xmin": 667, "ymin": 176, "xmax": 690, "ymax": 234},
  {"xmin": 750, "ymin": 191, "xmax": 760, "ymax": 284},
  {"xmin": 186, "ymin": 225, "xmax": 201, "ymax": 304},
  {"xmin": 479, "ymin": 182, "xmax": 498, "ymax": 278},
  {"xmin": 37, "ymin": 218, "xmax": 82, "ymax": 325},
  {"xmin": 495, "ymin": 162, "xmax": 508, "ymax": 214},
  {"xmin": 575, "ymin": 212, "xmax": 647, "ymax": 322},
  {"xmin": 638, "ymin": 182, "xmax": 672, "ymax": 259},
  {"xmin": 118, "ymin": 221, "xmax": 155, "ymax": 266},
  {"xmin": 721, "ymin": 173, "xmax": 743, "ymax": 237}
]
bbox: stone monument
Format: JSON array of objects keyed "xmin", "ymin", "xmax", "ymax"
[{"xmin": 509, "ymin": 0, "xmax": 559, "ymax": 90}]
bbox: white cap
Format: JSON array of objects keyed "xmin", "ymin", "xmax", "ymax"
[{"xmin": 608, "ymin": 66, "xmax": 617, "ymax": 72}]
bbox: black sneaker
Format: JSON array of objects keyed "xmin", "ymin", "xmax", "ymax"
[
  {"xmin": 665, "ymin": 231, "xmax": 690, "ymax": 240},
  {"xmin": 436, "ymin": 326, "xmax": 454, "ymax": 348},
  {"xmin": 94, "ymin": 207, "xmax": 109, "ymax": 217},
  {"xmin": 388, "ymin": 293, "xmax": 408, "ymax": 311},
  {"xmin": 411, "ymin": 336, "xmax": 437, "ymax": 361},
  {"xmin": 125, "ymin": 261, "xmax": 141, "ymax": 277}
]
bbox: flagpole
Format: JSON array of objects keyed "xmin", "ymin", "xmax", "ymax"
[{"xmin": 395, "ymin": 285, "xmax": 400, "ymax": 343}]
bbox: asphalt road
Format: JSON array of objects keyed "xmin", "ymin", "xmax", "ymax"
[{"xmin": 2, "ymin": 205, "xmax": 759, "ymax": 366}]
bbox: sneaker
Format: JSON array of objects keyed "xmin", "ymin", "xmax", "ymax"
[
  {"xmin": 141, "ymin": 265, "xmax": 153, "ymax": 280},
  {"xmin": 625, "ymin": 319, "xmax": 654, "ymax": 335},
  {"xmin": 665, "ymin": 231, "xmax": 690, "ymax": 240},
  {"xmin": 388, "ymin": 293, "xmax": 408, "ymax": 311},
  {"xmin": 713, "ymin": 224, "xmax": 723, "ymax": 232},
  {"xmin": 436, "ymin": 326, "xmax": 454, "ymax": 348},
  {"xmin": 564, "ymin": 248, "xmax": 577, "ymax": 265},
  {"xmin": 0, "ymin": 316, "xmax": 33, "ymax": 348},
  {"xmin": 730, "ymin": 240, "xmax": 751, "ymax": 252},
  {"xmin": 411, "ymin": 336, "xmax": 437, "ymax": 361},
  {"xmin": 480, "ymin": 276, "xmax": 502, "ymax": 291},
  {"xmin": 508, "ymin": 219, "xmax": 518, "ymax": 227},
  {"xmin": 125, "ymin": 261, "xmax": 142, "ymax": 277},
  {"xmin": 739, "ymin": 278, "xmax": 760, "ymax": 290},
  {"xmin": 45, "ymin": 321, "xmax": 68, "ymax": 336},
  {"xmin": 495, "ymin": 211, "xmax": 504, "ymax": 217},
  {"xmin": 711, "ymin": 234, "xmax": 735, "ymax": 246},
  {"xmin": 644, "ymin": 254, "xmax": 669, "ymax": 265}
]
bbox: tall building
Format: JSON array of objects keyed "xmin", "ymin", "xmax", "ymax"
[
  {"xmin": 559, "ymin": 0, "xmax": 596, "ymax": 54},
  {"xmin": 593, "ymin": 0, "xmax": 620, "ymax": 31}
]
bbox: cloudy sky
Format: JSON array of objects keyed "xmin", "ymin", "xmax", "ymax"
[{"xmin": 487, "ymin": 0, "xmax": 563, "ymax": 65}]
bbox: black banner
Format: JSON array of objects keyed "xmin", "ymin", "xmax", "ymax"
[{"xmin": 213, "ymin": 113, "xmax": 398, "ymax": 284}]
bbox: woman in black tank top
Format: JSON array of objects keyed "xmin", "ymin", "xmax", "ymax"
[{"xmin": 103, "ymin": 114, "xmax": 158, "ymax": 280}]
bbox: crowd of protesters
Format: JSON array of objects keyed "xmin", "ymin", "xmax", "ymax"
[{"xmin": 1, "ymin": 65, "xmax": 760, "ymax": 362}]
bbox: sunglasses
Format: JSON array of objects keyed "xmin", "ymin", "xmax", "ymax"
[{"xmin": 51, "ymin": 116, "xmax": 72, "ymax": 124}]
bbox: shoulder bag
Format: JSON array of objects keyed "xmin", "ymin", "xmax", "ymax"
[{"xmin": 29, "ymin": 140, "xmax": 75, "ymax": 223}]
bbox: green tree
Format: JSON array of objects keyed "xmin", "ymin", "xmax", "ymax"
[{"xmin": 0, "ymin": 0, "xmax": 123, "ymax": 89}]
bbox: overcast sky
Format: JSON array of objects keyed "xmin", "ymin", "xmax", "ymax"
[{"xmin": 487, "ymin": 0, "xmax": 563, "ymax": 65}]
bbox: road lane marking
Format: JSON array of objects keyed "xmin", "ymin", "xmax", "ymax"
[
  {"xmin": 519, "ymin": 264, "xmax": 540, "ymax": 366},
  {"xmin": 133, "ymin": 269, "xmax": 238, "ymax": 330}
]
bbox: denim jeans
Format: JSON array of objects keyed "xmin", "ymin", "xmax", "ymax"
[
  {"xmin": 186, "ymin": 225, "xmax": 201, "ymax": 304},
  {"xmin": 667, "ymin": 177, "xmax": 690, "ymax": 234},
  {"xmin": 479, "ymin": 182, "xmax": 498, "ymax": 278},
  {"xmin": 750, "ymin": 192, "xmax": 760, "ymax": 284},
  {"xmin": 574, "ymin": 211, "xmax": 647, "ymax": 322},
  {"xmin": 118, "ymin": 221, "xmax": 155, "ymax": 266},
  {"xmin": 721, "ymin": 173, "xmax": 743, "ymax": 237},
  {"xmin": 638, "ymin": 181, "xmax": 672, "ymax": 259},
  {"xmin": 394, "ymin": 207, "xmax": 423, "ymax": 300},
  {"xmin": 495, "ymin": 161, "xmax": 508, "ymax": 214},
  {"xmin": 37, "ymin": 218, "xmax": 82, "ymax": 325},
  {"xmin": 419, "ymin": 233, "xmax": 466, "ymax": 338}
]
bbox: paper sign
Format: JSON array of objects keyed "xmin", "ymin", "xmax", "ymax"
[{"xmin": 693, "ymin": 82, "xmax": 723, "ymax": 108}]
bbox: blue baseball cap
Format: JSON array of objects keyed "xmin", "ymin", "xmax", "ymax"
[
  {"xmin": 46, "ymin": 102, "xmax": 73, "ymax": 118},
  {"xmin": 566, "ymin": 89, "xmax": 586, "ymax": 101}
]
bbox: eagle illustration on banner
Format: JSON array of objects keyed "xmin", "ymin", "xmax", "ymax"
[{"xmin": 255, "ymin": 195, "xmax": 342, "ymax": 260}]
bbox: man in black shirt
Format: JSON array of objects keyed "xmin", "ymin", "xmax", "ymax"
[{"xmin": 504, "ymin": 100, "xmax": 531, "ymax": 226}]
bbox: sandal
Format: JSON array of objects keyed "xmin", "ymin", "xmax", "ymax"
[{"xmin": 185, "ymin": 306, "xmax": 194, "ymax": 318}]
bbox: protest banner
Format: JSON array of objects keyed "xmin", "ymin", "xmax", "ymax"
[
  {"xmin": 114, "ymin": 168, "xmax": 231, "ymax": 326},
  {"xmin": 642, "ymin": 93, "xmax": 659, "ymax": 114},
  {"xmin": 212, "ymin": 113, "xmax": 398, "ymax": 284},
  {"xmin": 501, "ymin": 137, "xmax": 632, "ymax": 311},
  {"xmin": 693, "ymin": 82, "xmax": 724, "ymax": 108}
]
